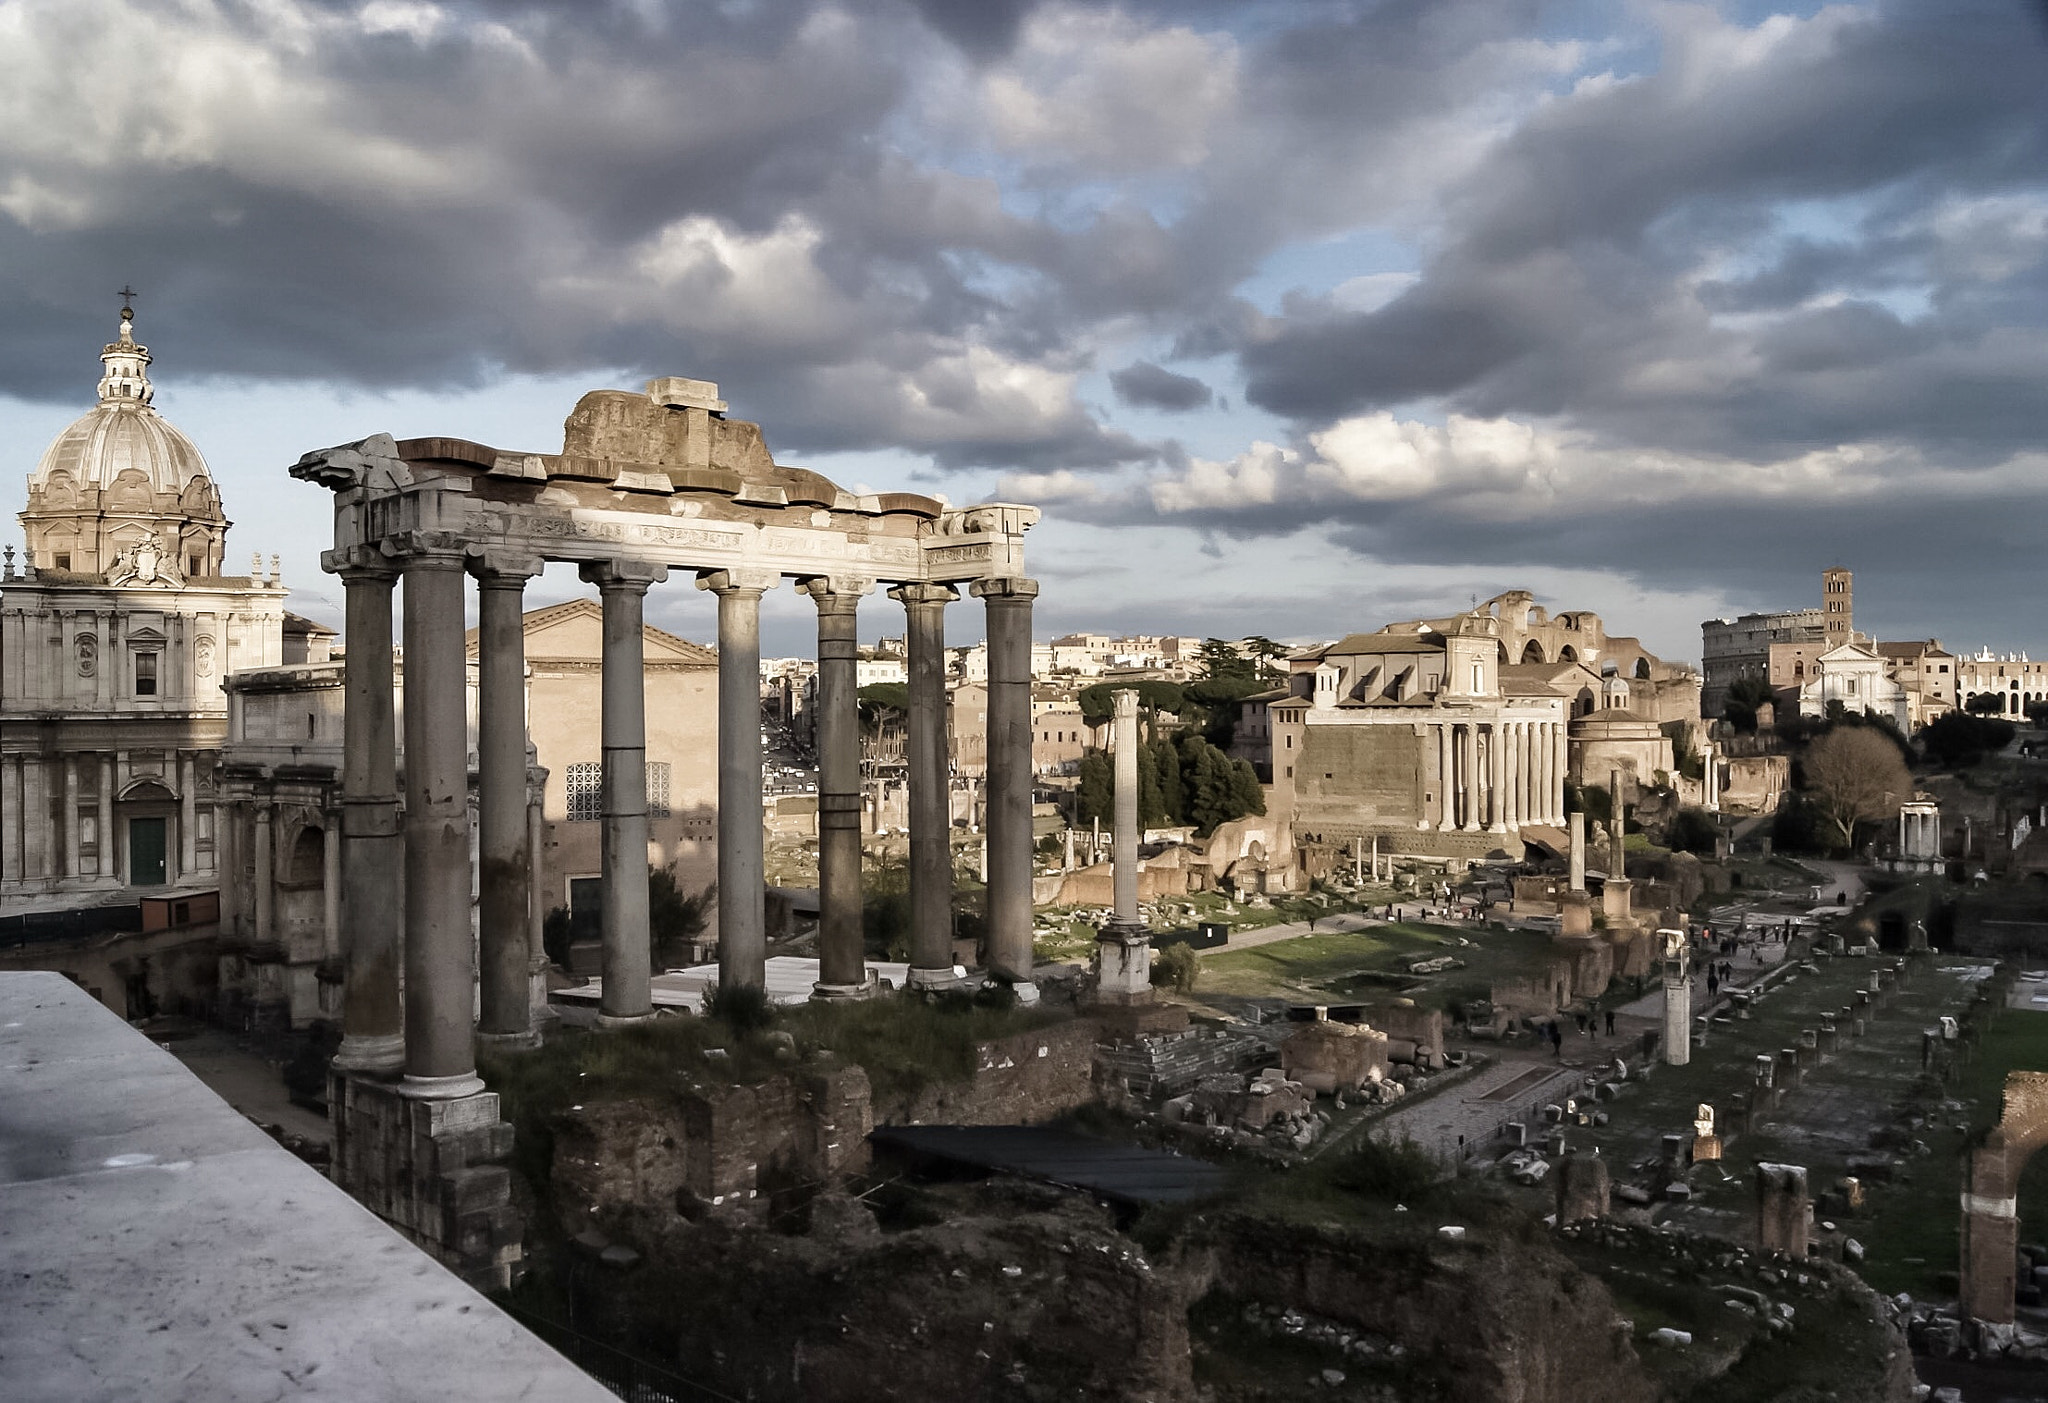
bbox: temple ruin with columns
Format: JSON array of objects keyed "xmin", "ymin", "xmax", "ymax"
[{"xmin": 289, "ymin": 376, "xmax": 1041, "ymax": 1279}]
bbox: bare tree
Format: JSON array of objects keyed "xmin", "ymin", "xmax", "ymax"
[{"xmin": 1802, "ymin": 727, "xmax": 1911, "ymax": 851}]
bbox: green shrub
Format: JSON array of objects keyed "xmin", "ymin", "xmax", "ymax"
[
  {"xmin": 1330, "ymin": 1134, "xmax": 1441, "ymax": 1203},
  {"xmin": 1152, "ymin": 942, "xmax": 1199, "ymax": 993},
  {"xmin": 705, "ymin": 980, "xmax": 775, "ymax": 1034}
]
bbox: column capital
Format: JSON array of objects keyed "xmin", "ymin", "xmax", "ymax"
[
  {"xmin": 581, "ymin": 558, "xmax": 668, "ymax": 592},
  {"xmin": 696, "ymin": 567, "xmax": 777, "ymax": 596},
  {"xmin": 797, "ymin": 575, "xmax": 876, "ymax": 607},
  {"xmin": 323, "ymin": 544, "xmax": 400, "ymax": 582},
  {"xmin": 889, "ymin": 581, "xmax": 960, "ymax": 608},
  {"xmin": 467, "ymin": 548, "xmax": 546, "ymax": 585},
  {"xmin": 970, "ymin": 576, "xmax": 1039, "ymax": 602}
]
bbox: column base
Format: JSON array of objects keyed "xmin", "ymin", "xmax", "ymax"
[
  {"xmin": 1095, "ymin": 921, "xmax": 1154, "ymax": 1006},
  {"xmin": 478, "ymin": 1028, "xmax": 543, "ymax": 1052},
  {"xmin": 812, "ymin": 971, "xmax": 880, "ymax": 1002},
  {"xmin": 396, "ymin": 1071, "xmax": 488, "ymax": 1100},
  {"xmin": 906, "ymin": 965, "xmax": 970, "ymax": 993},
  {"xmin": 1008, "ymin": 979, "xmax": 1041, "ymax": 1007},
  {"xmin": 332, "ymin": 1032, "xmax": 406, "ymax": 1074},
  {"xmin": 596, "ymin": 1010, "xmax": 657, "ymax": 1029}
]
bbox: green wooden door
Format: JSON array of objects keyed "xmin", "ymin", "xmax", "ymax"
[{"xmin": 129, "ymin": 818, "xmax": 167, "ymax": 887}]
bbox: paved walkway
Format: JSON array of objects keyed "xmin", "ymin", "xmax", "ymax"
[
  {"xmin": 163, "ymin": 1027, "xmax": 332, "ymax": 1145},
  {"xmin": 1366, "ymin": 1052, "xmax": 1599, "ymax": 1168}
]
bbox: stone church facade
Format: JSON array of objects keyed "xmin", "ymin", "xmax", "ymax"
[{"xmin": 1, "ymin": 308, "xmax": 286, "ymax": 917}]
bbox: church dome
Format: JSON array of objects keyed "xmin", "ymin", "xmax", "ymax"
[
  {"xmin": 29, "ymin": 307, "xmax": 216, "ymax": 502},
  {"xmin": 19, "ymin": 304, "xmax": 229, "ymax": 579}
]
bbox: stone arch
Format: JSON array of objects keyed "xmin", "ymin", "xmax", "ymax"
[
  {"xmin": 1558, "ymin": 644, "xmax": 1579, "ymax": 663},
  {"xmin": 1573, "ymin": 687, "xmax": 1597, "ymax": 718},
  {"xmin": 286, "ymin": 825, "xmax": 325, "ymax": 885},
  {"xmin": 1633, "ymin": 656, "xmax": 1652, "ymax": 680},
  {"xmin": 1522, "ymin": 640, "xmax": 1548, "ymax": 664},
  {"xmin": 1963, "ymin": 1071, "xmax": 2048, "ymax": 1323}
]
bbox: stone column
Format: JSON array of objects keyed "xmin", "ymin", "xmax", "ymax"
[
  {"xmin": 475, "ymin": 552, "xmax": 546, "ymax": 1044},
  {"xmin": 1610, "ymin": 767, "xmax": 1627, "ymax": 879},
  {"xmin": 893, "ymin": 582, "xmax": 960, "ymax": 989},
  {"xmin": 398, "ymin": 539, "xmax": 484, "ymax": 1099},
  {"xmin": 252, "ymin": 802, "xmax": 274, "ymax": 949},
  {"xmin": 332, "ymin": 554, "xmax": 404, "ymax": 1073},
  {"xmin": 0, "ymin": 754, "xmax": 16, "ymax": 883},
  {"xmin": 216, "ymin": 799, "xmax": 241, "ymax": 943},
  {"xmin": 1460, "ymin": 725, "xmax": 1480, "ymax": 832},
  {"xmin": 582, "ymin": 560, "xmax": 667, "ymax": 1025},
  {"xmin": 1555, "ymin": 722, "xmax": 1570, "ymax": 823},
  {"xmin": 1486, "ymin": 723, "xmax": 1506, "ymax": 833},
  {"xmin": 1096, "ymin": 688, "xmax": 1153, "ymax": 1002},
  {"xmin": 1504, "ymin": 723, "xmax": 1520, "ymax": 832},
  {"xmin": 1112, "ymin": 688, "xmax": 1141, "ymax": 923},
  {"xmin": 1569, "ymin": 812, "xmax": 1586, "ymax": 890},
  {"xmin": 178, "ymin": 753, "xmax": 197, "ymax": 881},
  {"xmin": 21, "ymin": 758, "xmax": 47, "ymax": 880},
  {"xmin": 526, "ymin": 785, "xmax": 547, "ymax": 1004},
  {"xmin": 976, "ymin": 576, "xmax": 1038, "ymax": 988},
  {"xmin": 62, "ymin": 757, "xmax": 79, "ymax": 879},
  {"xmin": 1663, "ymin": 941, "xmax": 1691, "ymax": 1067},
  {"xmin": 1436, "ymin": 724, "xmax": 1455, "ymax": 831},
  {"xmin": 700, "ymin": 570, "xmax": 774, "ymax": 994},
  {"xmin": 805, "ymin": 577, "xmax": 874, "ymax": 1000},
  {"xmin": 321, "ymin": 815, "xmax": 342, "ymax": 963}
]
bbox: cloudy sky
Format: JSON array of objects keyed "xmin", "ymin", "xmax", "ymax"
[{"xmin": 3, "ymin": 0, "xmax": 2046, "ymax": 660}]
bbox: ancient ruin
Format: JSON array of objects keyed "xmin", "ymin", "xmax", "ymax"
[{"xmin": 289, "ymin": 378, "xmax": 1040, "ymax": 1274}]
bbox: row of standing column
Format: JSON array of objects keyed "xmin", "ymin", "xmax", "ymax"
[
  {"xmin": 330, "ymin": 541, "xmax": 1041, "ymax": 1099},
  {"xmin": 1433, "ymin": 719, "xmax": 1566, "ymax": 832}
]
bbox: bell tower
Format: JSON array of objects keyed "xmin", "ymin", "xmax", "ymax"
[{"xmin": 1822, "ymin": 567, "xmax": 1853, "ymax": 650}]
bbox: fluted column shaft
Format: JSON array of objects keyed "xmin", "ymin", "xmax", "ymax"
[
  {"xmin": 398, "ymin": 541, "xmax": 482, "ymax": 1098},
  {"xmin": 1460, "ymin": 725, "xmax": 1480, "ymax": 832},
  {"xmin": 701, "ymin": 570, "xmax": 773, "ymax": 993},
  {"xmin": 333, "ymin": 556, "xmax": 404, "ymax": 1073},
  {"xmin": 806, "ymin": 578, "xmax": 872, "ymax": 997},
  {"xmin": 976, "ymin": 576, "xmax": 1038, "ymax": 984},
  {"xmin": 894, "ymin": 582, "xmax": 960, "ymax": 987},
  {"xmin": 477, "ymin": 553, "xmax": 545, "ymax": 1042},
  {"xmin": 97, "ymin": 756, "xmax": 114, "ymax": 879}
]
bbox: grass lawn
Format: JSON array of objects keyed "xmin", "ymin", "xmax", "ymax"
[{"xmin": 1189, "ymin": 920, "xmax": 1557, "ymax": 1012}]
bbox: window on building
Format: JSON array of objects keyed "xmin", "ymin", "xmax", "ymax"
[
  {"xmin": 135, "ymin": 652, "xmax": 158, "ymax": 696},
  {"xmin": 566, "ymin": 762, "xmax": 602, "ymax": 821},
  {"xmin": 188, "ymin": 555, "xmax": 201, "ymax": 577},
  {"xmin": 647, "ymin": 762, "xmax": 670, "ymax": 819}
]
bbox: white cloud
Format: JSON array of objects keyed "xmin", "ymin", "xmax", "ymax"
[{"xmin": 979, "ymin": 6, "xmax": 1239, "ymax": 174}]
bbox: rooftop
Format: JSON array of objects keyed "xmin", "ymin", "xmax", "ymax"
[{"xmin": 0, "ymin": 972, "xmax": 612, "ymax": 1403}]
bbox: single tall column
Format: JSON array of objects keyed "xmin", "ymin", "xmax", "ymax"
[
  {"xmin": 1461, "ymin": 725, "xmax": 1480, "ymax": 832},
  {"xmin": 477, "ymin": 552, "xmax": 546, "ymax": 1043},
  {"xmin": 893, "ymin": 582, "xmax": 961, "ymax": 989},
  {"xmin": 1096, "ymin": 687, "xmax": 1154, "ymax": 1002},
  {"xmin": 1898, "ymin": 810, "xmax": 1907, "ymax": 855},
  {"xmin": 1436, "ymin": 724, "xmax": 1455, "ymax": 831},
  {"xmin": 976, "ymin": 576, "xmax": 1038, "ymax": 988},
  {"xmin": 0, "ymin": 755, "xmax": 17, "ymax": 883},
  {"xmin": 700, "ymin": 570, "xmax": 773, "ymax": 994},
  {"xmin": 178, "ymin": 751, "xmax": 197, "ymax": 881},
  {"xmin": 1504, "ymin": 723, "xmax": 1520, "ymax": 832},
  {"xmin": 1663, "ymin": 939, "xmax": 1691, "ymax": 1067},
  {"xmin": 1569, "ymin": 811, "xmax": 1587, "ymax": 891},
  {"xmin": 526, "ymin": 787, "xmax": 547, "ymax": 1003},
  {"xmin": 1112, "ymin": 688, "xmax": 1141, "ymax": 923},
  {"xmin": 62, "ymin": 757, "xmax": 79, "ymax": 879},
  {"xmin": 217, "ymin": 800, "xmax": 242, "ymax": 944},
  {"xmin": 1487, "ymin": 723, "xmax": 1507, "ymax": 833},
  {"xmin": 398, "ymin": 542, "xmax": 483, "ymax": 1099},
  {"xmin": 805, "ymin": 577, "xmax": 874, "ymax": 1000},
  {"xmin": 22, "ymin": 759, "xmax": 48, "ymax": 880},
  {"xmin": 252, "ymin": 803, "xmax": 274, "ymax": 948},
  {"xmin": 321, "ymin": 815, "xmax": 342, "ymax": 962},
  {"xmin": 1611, "ymin": 766, "xmax": 1626, "ymax": 880},
  {"xmin": 332, "ymin": 556, "xmax": 404, "ymax": 1073},
  {"xmin": 1554, "ymin": 722, "xmax": 1569, "ymax": 823},
  {"xmin": 583, "ymin": 560, "xmax": 666, "ymax": 1025}
]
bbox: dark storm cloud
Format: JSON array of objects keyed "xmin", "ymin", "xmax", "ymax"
[
  {"xmin": 1109, "ymin": 360, "xmax": 1212, "ymax": 412},
  {"xmin": 1237, "ymin": 0, "xmax": 2048, "ymax": 466}
]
